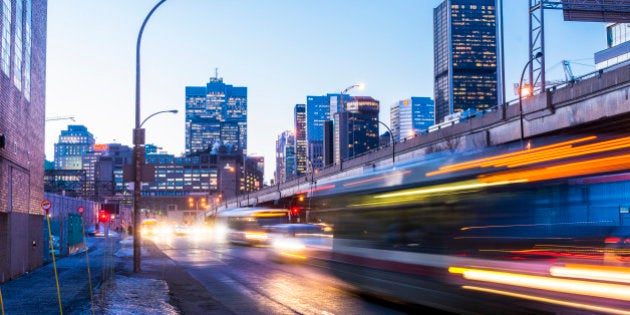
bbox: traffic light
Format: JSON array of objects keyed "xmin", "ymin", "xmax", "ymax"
[
  {"xmin": 291, "ymin": 206, "xmax": 300, "ymax": 216},
  {"xmin": 98, "ymin": 210, "xmax": 110, "ymax": 223},
  {"xmin": 290, "ymin": 206, "xmax": 301, "ymax": 223}
]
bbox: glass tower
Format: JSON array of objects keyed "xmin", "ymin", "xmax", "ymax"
[
  {"xmin": 306, "ymin": 93, "xmax": 345, "ymax": 170},
  {"xmin": 391, "ymin": 97, "xmax": 435, "ymax": 142},
  {"xmin": 333, "ymin": 96, "xmax": 380, "ymax": 164},
  {"xmin": 294, "ymin": 104, "xmax": 307, "ymax": 177},
  {"xmin": 433, "ymin": 0, "xmax": 497, "ymax": 123}
]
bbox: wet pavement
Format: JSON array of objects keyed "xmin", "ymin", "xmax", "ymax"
[{"xmin": 0, "ymin": 235, "xmax": 227, "ymax": 315}]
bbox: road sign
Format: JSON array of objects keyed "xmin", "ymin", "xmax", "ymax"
[
  {"xmin": 41, "ymin": 199, "xmax": 52, "ymax": 213},
  {"xmin": 78, "ymin": 206, "xmax": 84, "ymax": 215}
]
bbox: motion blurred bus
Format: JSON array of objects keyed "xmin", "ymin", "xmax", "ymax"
[
  {"xmin": 307, "ymin": 134, "xmax": 630, "ymax": 314},
  {"xmin": 216, "ymin": 207, "xmax": 290, "ymax": 245}
]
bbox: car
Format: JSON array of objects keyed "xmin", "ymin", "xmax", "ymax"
[{"xmin": 266, "ymin": 223, "xmax": 332, "ymax": 262}]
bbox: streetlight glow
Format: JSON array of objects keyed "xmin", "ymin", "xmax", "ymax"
[{"xmin": 518, "ymin": 51, "xmax": 543, "ymax": 145}]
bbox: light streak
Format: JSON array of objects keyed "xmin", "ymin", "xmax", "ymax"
[
  {"xmin": 374, "ymin": 179, "xmax": 523, "ymax": 199},
  {"xmin": 463, "ymin": 286, "xmax": 630, "ymax": 315},
  {"xmin": 449, "ymin": 267, "xmax": 630, "ymax": 301},
  {"xmin": 550, "ymin": 264, "xmax": 630, "ymax": 284},
  {"xmin": 479, "ymin": 153, "xmax": 630, "ymax": 183},
  {"xmin": 427, "ymin": 135, "xmax": 630, "ymax": 181},
  {"xmin": 343, "ymin": 170, "xmax": 411, "ymax": 187},
  {"xmin": 426, "ymin": 136, "xmax": 597, "ymax": 176}
]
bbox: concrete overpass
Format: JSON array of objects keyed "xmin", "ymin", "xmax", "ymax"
[{"xmin": 214, "ymin": 64, "xmax": 630, "ymax": 214}]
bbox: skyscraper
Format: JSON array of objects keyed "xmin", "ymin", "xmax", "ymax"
[
  {"xmin": 185, "ymin": 74, "xmax": 247, "ymax": 155},
  {"xmin": 305, "ymin": 94, "xmax": 341, "ymax": 171},
  {"xmin": 294, "ymin": 104, "xmax": 307, "ymax": 177},
  {"xmin": 433, "ymin": 0, "xmax": 497, "ymax": 123},
  {"xmin": 275, "ymin": 130, "xmax": 295, "ymax": 184},
  {"xmin": 390, "ymin": 97, "xmax": 435, "ymax": 142},
  {"xmin": 333, "ymin": 96, "xmax": 380, "ymax": 164}
]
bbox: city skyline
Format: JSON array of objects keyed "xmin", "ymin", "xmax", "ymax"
[{"xmin": 46, "ymin": 1, "xmax": 608, "ymax": 183}]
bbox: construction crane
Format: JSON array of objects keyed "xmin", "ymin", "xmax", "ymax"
[
  {"xmin": 562, "ymin": 60, "xmax": 576, "ymax": 82},
  {"xmin": 46, "ymin": 116, "xmax": 75, "ymax": 122}
]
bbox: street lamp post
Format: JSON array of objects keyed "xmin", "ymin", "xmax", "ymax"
[
  {"xmin": 378, "ymin": 121, "xmax": 395, "ymax": 164},
  {"xmin": 518, "ymin": 51, "xmax": 543, "ymax": 145},
  {"xmin": 133, "ymin": 0, "xmax": 168, "ymax": 273},
  {"xmin": 131, "ymin": 108, "xmax": 176, "ymax": 271}
]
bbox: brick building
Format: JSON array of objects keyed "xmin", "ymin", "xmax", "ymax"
[{"xmin": 0, "ymin": 0, "xmax": 47, "ymax": 282}]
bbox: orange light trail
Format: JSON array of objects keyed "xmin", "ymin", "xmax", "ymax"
[
  {"xmin": 426, "ymin": 136, "xmax": 597, "ymax": 176},
  {"xmin": 479, "ymin": 153, "xmax": 630, "ymax": 183},
  {"xmin": 550, "ymin": 264, "xmax": 630, "ymax": 284},
  {"xmin": 449, "ymin": 267, "xmax": 630, "ymax": 301},
  {"xmin": 427, "ymin": 135, "xmax": 630, "ymax": 179}
]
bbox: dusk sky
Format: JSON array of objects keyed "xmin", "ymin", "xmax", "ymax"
[{"xmin": 46, "ymin": 1, "xmax": 607, "ymax": 183}]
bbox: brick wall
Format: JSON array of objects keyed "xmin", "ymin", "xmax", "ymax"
[{"xmin": 0, "ymin": 0, "xmax": 47, "ymax": 282}]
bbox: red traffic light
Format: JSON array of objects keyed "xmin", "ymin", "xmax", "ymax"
[
  {"xmin": 98, "ymin": 210, "xmax": 110, "ymax": 223},
  {"xmin": 290, "ymin": 206, "xmax": 300, "ymax": 216}
]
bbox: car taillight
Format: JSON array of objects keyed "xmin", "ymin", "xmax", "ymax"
[{"xmin": 605, "ymin": 237, "xmax": 621, "ymax": 244}]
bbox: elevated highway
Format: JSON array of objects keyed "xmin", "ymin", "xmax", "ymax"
[{"xmin": 213, "ymin": 64, "xmax": 630, "ymax": 214}]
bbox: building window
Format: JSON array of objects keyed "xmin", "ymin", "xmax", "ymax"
[
  {"xmin": 23, "ymin": 0, "xmax": 31, "ymax": 100},
  {"xmin": 1, "ymin": 0, "xmax": 11, "ymax": 75},
  {"xmin": 13, "ymin": 0, "xmax": 22, "ymax": 91}
]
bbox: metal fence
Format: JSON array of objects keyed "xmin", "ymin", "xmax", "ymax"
[{"xmin": 42, "ymin": 193, "xmax": 100, "ymax": 261}]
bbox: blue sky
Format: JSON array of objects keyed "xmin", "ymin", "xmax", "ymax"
[{"xmin": 46, "ymin": 1, "xmax": 607, "ymax": 183}]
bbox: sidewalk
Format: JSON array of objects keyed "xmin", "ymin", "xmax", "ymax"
[{"xmin": 0, "ymin": 235, "xmax": 230, "ymax": 315}]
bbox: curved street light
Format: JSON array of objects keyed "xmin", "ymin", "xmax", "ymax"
[
  {"xmin": 518, "ymin": 51, "xmax": 543, "ymax": 145},
  {"xmin": 339, "ymin": 83, "xmax": 364, "ymax": 109},
  {"xmin": 140, "ymin": 109, "xmax": 178, "ymax": 128},
  {"xmin": 133, "ymin": 0, "xmax": 168, "ymax": 273},
  {"xmin": 378, "ymin": 120, "xmax": 395, "ymax": 164}
]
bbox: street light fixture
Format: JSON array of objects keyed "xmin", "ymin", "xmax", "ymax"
[
  {"xmin": 518, "ymin": 51, "xmax": 543, "ymax": 145},
  {"xmin": 339, "ymin": 82, "xmax": 364, "ymax": 111},
  {"xmin": 378, "ymin": 121, "xmax": 395, "ymax": 164},
  {"xmin": 140, "ymin": 109, "xmax": 178, "ymax": 128},
  {"xmin": 133, "ymin": 0, "xmax": 167, "ymax": 273}
]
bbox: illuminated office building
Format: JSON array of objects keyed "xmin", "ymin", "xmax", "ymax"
[
  {"xmin": 185, "ymin": 74, "xmax": 247, "ymax": 155},
  {"xmin": 54, "ymin": 125, "xmax": 95, "ymax": 170},
  {"xmin": 433, "ymin": 0, "xmax": 497, "ymax": 123},
  {"xmin": 333, "ymin": 96, "xmax": 380, "ymax": 164},
  {"xmin": 391, "ymin": 97, "xmax": 435, "ymax": 142},
  {"xmin": 275, "ymin": 130, "xmax": 295, "ymax": 184},
  {"xmin": 305, "ymin": 94, "xmax": 343, "ymax": 171},
  {"xmin": 294, "ymin": 103, "xmax": 307, "ymax": 177}
]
